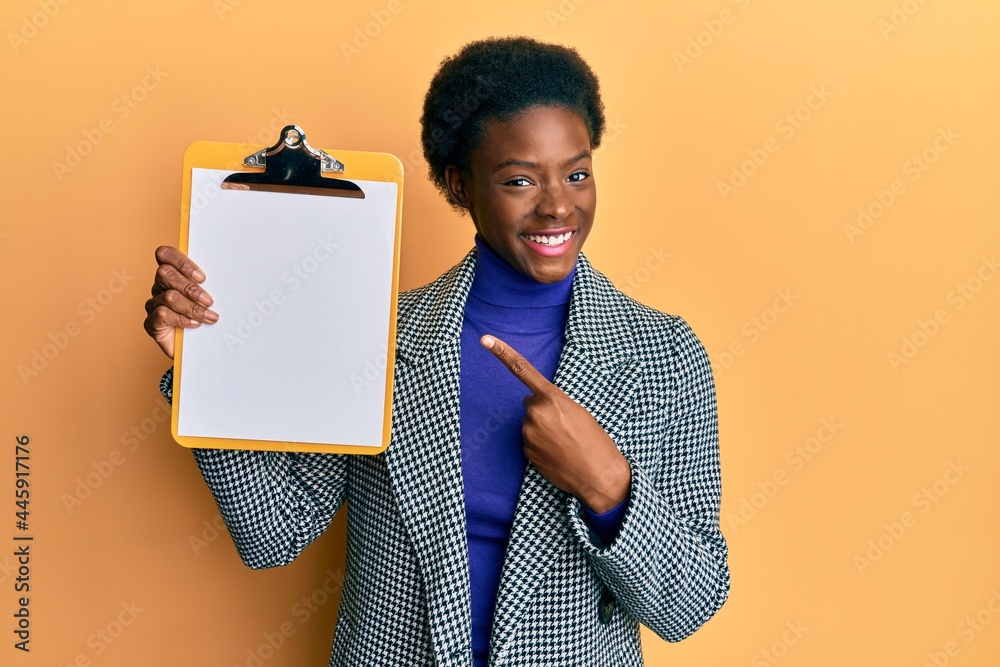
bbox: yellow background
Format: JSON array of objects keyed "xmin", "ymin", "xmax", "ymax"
[{"xmin": 2, "ymin": 1, "xmax": 998, "ymax": 665}]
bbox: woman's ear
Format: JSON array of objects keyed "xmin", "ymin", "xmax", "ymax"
[{"xmin": 444, "ymin": 165, "xmax": 472, "ymax": 209}]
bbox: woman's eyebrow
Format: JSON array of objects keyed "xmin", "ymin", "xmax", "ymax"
[{"xmin": 491, "ymin": 151, "xmax": 592, "ymax": 173}]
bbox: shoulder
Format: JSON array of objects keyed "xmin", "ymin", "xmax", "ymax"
[
  {"xmin": 393, "ymin": 249, "xmax": 476, "ymax": 358},
  {"xmin": 398, "ymin": 250, "xmax": 475, "ymax": 315},
  {"xmin": 577, "ymin": 254, "xmax": 708, "ymax": 364}
]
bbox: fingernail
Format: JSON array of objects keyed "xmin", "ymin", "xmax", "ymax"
[
  {"xmin": 192, "ymin": 269, "xmax": 206, "ymax": 282},
  {"xmin": 481, "ymin": 335, "xmax": 495, "ymax": 349},
  {"xmin": 205, "ymin": 310, "xmax": 219, "ymax": 323},
  {"xmin": 198, "ymin": 291, "xmax": 214, "ymax": 306}
]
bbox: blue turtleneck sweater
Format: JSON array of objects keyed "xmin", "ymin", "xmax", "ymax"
[{"xmin": 460, "ymin": 236, "xmax": 628, "ymax": 665}]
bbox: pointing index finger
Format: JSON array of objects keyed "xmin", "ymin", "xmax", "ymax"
[{"xmin": 481, "ymin": 335, "xmax": 552, "ymax": 395}]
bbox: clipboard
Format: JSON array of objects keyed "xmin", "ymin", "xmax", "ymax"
[{"xmin": 171, "ymin": 125, "xmax": 403, "ymax": 455}]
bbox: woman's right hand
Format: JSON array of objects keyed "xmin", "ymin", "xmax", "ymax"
[{"xmin": 143, "ymin": 245, "xmax": 219, "ymax": 359}]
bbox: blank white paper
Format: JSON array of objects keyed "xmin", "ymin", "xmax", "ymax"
[{"xmin": 176, "ymin": 168, "xmax": 398, "ymax": 448}]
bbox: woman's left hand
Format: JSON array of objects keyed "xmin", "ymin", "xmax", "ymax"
[{"xmin": 481, "ymin": 335, "xmax": 631, "ymax": 513}]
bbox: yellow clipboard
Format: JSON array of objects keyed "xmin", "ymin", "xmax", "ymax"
[{"xmin": 171, "ymin": 125, "xmax": 402, "ymax": 455}]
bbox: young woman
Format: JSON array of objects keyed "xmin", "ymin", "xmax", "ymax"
[{"xmin": 144, "ymin": 37, "xmax": 729, "ymax": 667}]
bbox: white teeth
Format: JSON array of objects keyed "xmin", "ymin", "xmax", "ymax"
[{"xmin": 526, "ymin": 231, "xmax": 573, "ymax": 246}]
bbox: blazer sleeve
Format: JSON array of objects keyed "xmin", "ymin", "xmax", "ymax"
[
  {"xmin": 564, "ymin": 317, "xmax": 730, "ymax": 642},
  {"xmin": 159, "ymin": 367, "xmax": 348, "ymax": 570}
]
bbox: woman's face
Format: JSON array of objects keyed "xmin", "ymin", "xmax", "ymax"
[{"xmin": 445, "ymin": 105, "xmax": 596, "ymax": 284}]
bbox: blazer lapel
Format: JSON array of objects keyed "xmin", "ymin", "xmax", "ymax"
[
  {"xmin": 488, "ymin": 254, "xmax": 642, "ymax": 660},
  {"xmin": 385, "ymin": 250, "xmax": 642, "ymax": 663},
  {"xmin": 385, "ymin": 251, "xmax": 477, "ymax": 663}
]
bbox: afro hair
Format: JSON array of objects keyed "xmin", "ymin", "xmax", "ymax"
[{"xmin": 420, "ymin": 36, "xmax": 605, "ymax": 207}]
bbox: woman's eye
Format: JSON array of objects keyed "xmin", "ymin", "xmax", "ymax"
[
  {"xmin": 505, "ymin": 177, "xmax": 532, "ymax": 187},
  {"xmin": 568, "ymin": 171, "xmax": 590, "ymax": 182}
]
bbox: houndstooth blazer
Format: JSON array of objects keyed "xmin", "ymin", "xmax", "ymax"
[{"xmin": 160, "ymin": 248, "xmax": 729, "ymax": 666}]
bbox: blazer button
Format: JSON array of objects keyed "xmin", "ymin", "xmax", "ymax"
[{"xmin": 598, "ymin": 589, "xmax": 615, "ymax": 624}]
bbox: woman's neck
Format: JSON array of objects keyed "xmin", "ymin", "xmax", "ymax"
[{"xmin": 469, "ymin": 235, "xmax": 575, "ymax": 308}]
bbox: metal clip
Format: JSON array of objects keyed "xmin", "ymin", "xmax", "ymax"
[{"xmin": 242, "ymin": 125, "xmax": 345, "ymax": 173}]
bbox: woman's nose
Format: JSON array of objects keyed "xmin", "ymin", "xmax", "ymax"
[{"xmin": 535, "ymin": 184, "xmax": 571, "ymax": 219}]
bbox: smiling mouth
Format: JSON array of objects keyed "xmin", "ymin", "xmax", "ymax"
[{"xmin": 523, "ymin": 230, "xmax": 575, "ymax": 246}]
